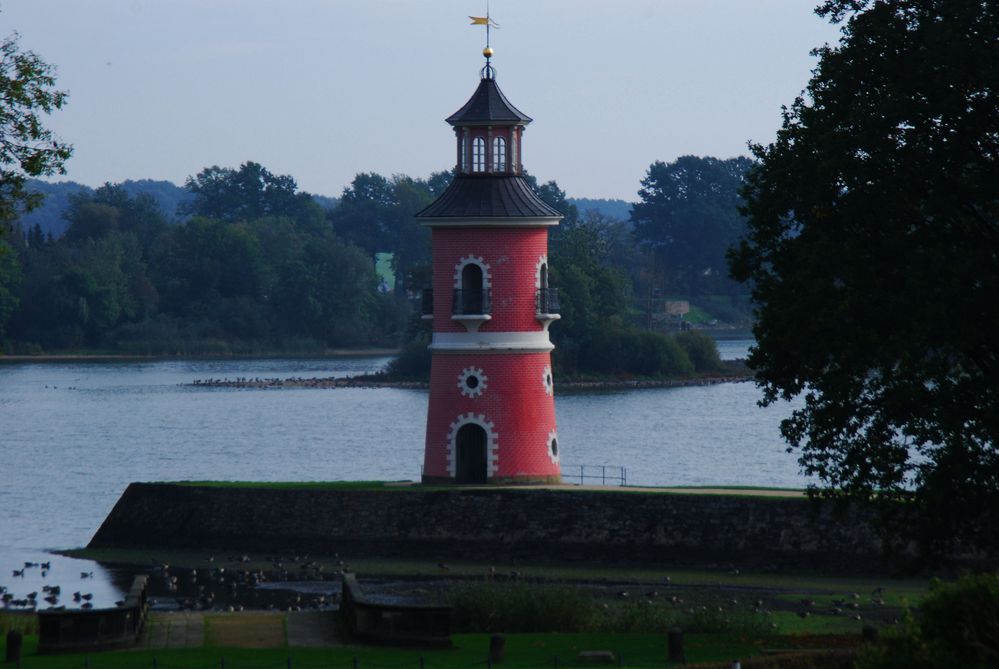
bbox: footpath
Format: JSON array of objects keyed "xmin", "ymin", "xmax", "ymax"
[{"xmin": 139, "ymin": 611, "xmax": 340, "ymax": 649}]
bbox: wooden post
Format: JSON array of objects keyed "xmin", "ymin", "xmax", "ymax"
[
  {"xmin": 5, "ymin": 630, "xmax": 23, "ymax": 664},
  {"xmin": 489, "ymin": 635, "xmax": 505, "ymax": 664},
  {"xmin": 667, "ymin": 628, "xmax": 684, "ymax": 663}
]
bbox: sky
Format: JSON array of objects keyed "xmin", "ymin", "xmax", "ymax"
[{"xmin": 2, "ymin": 1, "xmax": 841, "ymax": 202}]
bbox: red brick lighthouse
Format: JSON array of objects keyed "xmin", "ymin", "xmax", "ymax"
[{"xmin": 417, "ymin": 46, "xmax": 563, "ymax": 484}]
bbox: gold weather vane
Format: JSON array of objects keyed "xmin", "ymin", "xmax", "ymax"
[{"xmin": 469, "ymin": 1, "xmax": 500, "ymax": 59}]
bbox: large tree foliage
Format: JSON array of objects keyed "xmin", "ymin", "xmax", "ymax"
[
  {"xmin": 330, "ymin": 171, "xmax": 452, "ymax": 289},
  {"xmin": 631, "ymin": 156, "xmax": 752, "ymax": 295},
  {"xmin": 181, "ymin": 161, "xmax": 315, "ymax": 224},
  {"xmin": 0, "ymin": 29, "xmax": 72, "ymax": 223},
  {"xmin": 729, "ymin": 0, "xmax": 999, "ymax": 558},
  {"xmin": 4, "ymin": 165, "xmax": 406, "ymax": 353}
]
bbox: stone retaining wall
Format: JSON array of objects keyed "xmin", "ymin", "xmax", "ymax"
[{"xmin": 87, "ymin": 484, "xmax": 930, "ymax": 573}]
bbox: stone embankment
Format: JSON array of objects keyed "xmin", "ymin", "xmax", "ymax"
[
  {"xmin": 90, "ymin": 483, "xmax": 927, "ymax": 574},
  {"xmin": 188, "ymin": 375, "xmax": 751, "ymax": 391}
]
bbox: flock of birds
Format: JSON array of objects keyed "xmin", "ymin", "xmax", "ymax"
[
  {"xmin": 148, "ymin": 554, "xmax": 342, "ymax": 612},
  {"xmin": 5, "ymin": 556, "xmax": 894, "ymax": 622},
  {"xmin": 1, "ymin": 562, "xmax": 108, "ymax": 611},
  {"xmin": 188, "ymin": 377, "xmax": 417, "ymax": 390},
  {"xmin": 1, "ymin": 554, "xmax": 347, "ymax": 614}
]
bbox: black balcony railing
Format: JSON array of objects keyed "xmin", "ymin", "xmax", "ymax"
[
  {"xmin": 452, "ymin": 289, "xmax": 491, "ymax": 316},
  {"xmin": 421, "ymin": 288, "xmax": 433, "ymax": 316},
  {"xmin": 536, "ymin": 287, "xmax": 561, "ymax": 315}
]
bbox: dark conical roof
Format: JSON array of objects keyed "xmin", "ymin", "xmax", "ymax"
[
  {"xmin": 417, "ymin": 175, "xmax": 561, "ymax": 222},
  {"xmin": 445, "ymin": 74, "xmax": 532, "ymax": 127}
]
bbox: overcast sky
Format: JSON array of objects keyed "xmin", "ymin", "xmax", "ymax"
[{"xmin": 2, "ymin": 1, "xmax": 841, "ymax": 202}]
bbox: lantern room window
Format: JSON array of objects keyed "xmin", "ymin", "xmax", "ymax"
[
  {"xmin": 472, "ymin": 137, "xmax": 486, "ymax": 172},
  {"xmin": 492, "ymin": 137, "xmax": 506, "ymax": 172}
]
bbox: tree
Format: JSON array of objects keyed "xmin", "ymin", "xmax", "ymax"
[
  {"xmin": 548, "ymin": 214, "xmax": 632, "ymax": 374},
  {"xmin": 181, "ymin": 161, "xmax": 316, "ymax": 224},
  {"xmin": 0, "ymin": 237, "xmax": 21, "ymax": 339},
  {"xmin": 631, "ymin": 156, "xmax": 752, "ymax": 295},
  {"xmin": 0, "ymin": 29, "xmax": 72, "ymax": 223},
  {"xmin": 330, "ymin": 171, "xmax": 451, "ymax": 289},
  {"xmin": 65, "ymin": 183, "xmax": 168, "ymax": 253},
  {"xmin": 728, "ymin": 0, "xmax": 999, "ymax": 559}
]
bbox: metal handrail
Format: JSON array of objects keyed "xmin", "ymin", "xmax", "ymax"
[
  {"xmin": 452, "ymin": 289, "xmax": 492, "ymax": 316},
  {"xmin": 565, "ymin": 464, "xmax": 627, "ymax": 486},
  {"xmin": 536, "ymin": 287, "xmax": 561, "ymax": 315}
]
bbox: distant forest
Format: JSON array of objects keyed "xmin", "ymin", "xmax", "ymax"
[
  {"xmin": 17, "ymin": 177, "xmax": 628, "ymax": 241},
  {"xmin": 0, "ymin": 156, "xmax": 752, "ymax": 376}
]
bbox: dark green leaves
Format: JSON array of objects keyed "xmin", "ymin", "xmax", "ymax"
[
  {"xmin": 730, "ymin": 0, "xmax": 999, "ymax": 560},
  {"xmin": 0, "ymin": 30, "xmax": 72, "ymax": 224}
]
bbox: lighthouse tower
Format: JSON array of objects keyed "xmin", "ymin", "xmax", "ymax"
[{"xmin": 417, "ymin": 48, "xmax": 563, "ymax": 484}]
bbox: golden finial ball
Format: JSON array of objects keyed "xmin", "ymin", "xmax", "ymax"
[{"xmin": 483, "ymin": 46, "xmax": 494, "ymax": 58}]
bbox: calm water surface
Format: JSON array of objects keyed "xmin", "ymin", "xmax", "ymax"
[{"xmin": 0, "ymin": 338, "xmax": 806, "ymax": 607}]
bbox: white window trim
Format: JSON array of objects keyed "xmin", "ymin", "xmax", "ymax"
[{"xmin": 454, "ymin": 255, "xmax": 491, "ymax": 290}]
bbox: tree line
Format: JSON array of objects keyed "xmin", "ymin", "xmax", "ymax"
[{"xmin": 1, "ymin": 156, "xmax": 752, "ymax": 369}]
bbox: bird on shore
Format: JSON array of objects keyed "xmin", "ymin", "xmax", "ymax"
[{"xmin": 12, "ymin": 568, "xmax": 25, "ymax": 577}]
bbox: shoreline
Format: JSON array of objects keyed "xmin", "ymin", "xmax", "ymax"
[
  {"xmin": 0, "ymin": 348, "xmax": 401, "ymax": 363},
  {"xmin": 188, "ymin": 373, "xmax": 753, "ymax": 391}
]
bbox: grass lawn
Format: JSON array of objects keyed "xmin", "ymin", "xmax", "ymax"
[{"xmin": 0, "ymin": 631, "xmax": 767, "ymax": 669}]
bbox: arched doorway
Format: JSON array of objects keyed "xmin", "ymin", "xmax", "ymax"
[{"xmin": 455, "ymin": 423, "xmax": 488, "ymax": 483}]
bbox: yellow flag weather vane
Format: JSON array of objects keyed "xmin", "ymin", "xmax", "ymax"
[{"xmin": 469, "ymin": 2, "xmax": 500, "ymax": 56}]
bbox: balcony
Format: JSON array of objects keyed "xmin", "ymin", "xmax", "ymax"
[
  {"xmin": 452, "ymin": 288, "xmax": 492, "ymax": 332},
  {"xmin": 536, "ymin": 287, "xmax": 561, "ymax": 327},
  {"xmin": 452, "ymin": 289, "xmax": 492, "ymax": 316}
]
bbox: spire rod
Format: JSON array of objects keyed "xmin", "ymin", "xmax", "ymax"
[{"xmin": 470, "ymin": 4, "xmax": 499, "ymax": 78}]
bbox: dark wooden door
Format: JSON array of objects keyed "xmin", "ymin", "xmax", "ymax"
[{"xmin": 456, "ymin": 424, "xmax": 487, "ymax": 483}]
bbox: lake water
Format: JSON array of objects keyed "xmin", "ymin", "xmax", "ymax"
[{"xmin": 0, "ymin": 337, "xmax": 807, "ymax": 608}]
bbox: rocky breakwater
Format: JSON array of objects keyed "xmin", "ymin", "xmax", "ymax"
[{"xmin": 188, "ymin": 375, "xmax": 751, "ymax": 391}]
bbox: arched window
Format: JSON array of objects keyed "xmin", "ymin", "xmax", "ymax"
[
  {"xmin": 461, "ymin": 137, "xmax": 468, "ymax": 172},
  {"xmin": 461, "ymin": 263, "xmax": 484, "ymax": 313},
  {"xmin": 472, "ymin": 137, "xmax": 485, "ymax": 172},
  {"xmin": 492, "ymin": 137, "xmax": 506, "ymax": 171},
  {"xmin": 539, "ymin": 262, "xmax": 549, "ymax": 289}
]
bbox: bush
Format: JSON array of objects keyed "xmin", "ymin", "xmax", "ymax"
[
  {"xmin": 675, "ymin": 330, "xmax": 723, "ymax": 372},
  {"xmin": 581, "ymin": 328, "xmax": 694, "ymax": 377},
  {"xmin": 856, "ymin": 572, "xmax": 999, "ymax": 669},
  {"xmin": 449, "ymin": 582, "xmax": 596, "ymax": 633},
  {"xmin": 383, "ymin": 338, "xmax": 431, "ymax": 380}
]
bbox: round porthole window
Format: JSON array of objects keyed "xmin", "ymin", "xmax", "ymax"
[
  {"xmin": 546, "ymin": 430, "xmax": 560, "ymax": 464},
  {"xmin": 458, "ymin": 366, "xmax": 487, "ymax": 398}
]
